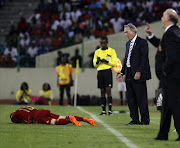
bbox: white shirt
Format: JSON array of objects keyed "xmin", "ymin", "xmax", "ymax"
[
  {"xmin": 126, "ymin": 34, "xmax": 137, "ymax": 67},
  {"xmin": 27, "ymin": 46, "xmax": 38, "ymax": 58},
  {"xmin": 4, "ymin": 47, "xmax": 18, "ymax": 62},
  {"xmin": 110, "ymin": 17, "xmax": 125, "ymax": 33}
]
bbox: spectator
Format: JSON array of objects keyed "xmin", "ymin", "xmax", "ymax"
[
  {"xmin": 110, "ymin": 14, "xmax": 125, "ymax": 33},
  {"xmin": 70, "ymin": 48, "xmax": 82, "ymax": 68},
  {"xmin": 56, "ymin": 56, "xmax": 73, "ymax": 105},
  {"xmin": 17, "ymin": 17, "xmax": 29, "ymax": 33},
  {"xmin": 27, "ymin": 41, "xmax": 38, "ymax": 67},
  {"xmin": 16, "ymin": 82, "xmax": 32, "ymax": 105},
  {"xmin": 3, "ymin": 45, "xmax": 18, "ymax": 63},
  {"xmin": 33, "ymin": 83, "xmax": 54, "ymax": 105},
  {"xmin": 71, "ymin": 6, "xmax": 82, "ymax": 23},
  {"xmin": 37, "ymin": 44, "xmax": 49, "ymax": 55}
]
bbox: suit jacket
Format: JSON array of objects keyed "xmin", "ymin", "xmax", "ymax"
[
  {"xmin": 121, "ymin": 36, "xmax": 151, "ymax": 81},
  {"xmin": 161, "ymin": 25, "xmax": 180, "ymax": 79},
  {"xmin": 147, "ymin": 36, "xmax": 166, "ymax": 80}
]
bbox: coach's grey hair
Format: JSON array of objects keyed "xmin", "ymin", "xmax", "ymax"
[{"xmin": 124, "ymin": 23, "xmax": 137, "ymax": 33}]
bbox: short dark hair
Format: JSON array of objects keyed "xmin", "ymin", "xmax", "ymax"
[
  {"xmin": 100, "ymin": 36, "xmax": 108, "ymax": 41},
  {"xmin": 168, "ymin": 14, "xmax": 178, "ymax": 24}
]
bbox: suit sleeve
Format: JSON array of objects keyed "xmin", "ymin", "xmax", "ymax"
[
  {"xmin": 162, "ymin": 30, "xmax": 178, "ymax": 74},
  {"xmin": 138, "ymin": 39, "xmax": 149, "ymax": 73},
  {"xmin": 147, "ymin": 36, "xmax": 160, "ymax": 47}
]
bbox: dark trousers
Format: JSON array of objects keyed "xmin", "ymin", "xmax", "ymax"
[
  {"xmin": 126, "ymin": 68, "xmax": 150, "ymax": 123},
  {"xmin": 59, "ymin": 85, "xmax": 71, "ymax": 105},
  {"xmin": 157, "ymin": 77, "xmax": 180, "ymax": 138}
]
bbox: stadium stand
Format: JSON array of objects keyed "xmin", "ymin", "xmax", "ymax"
[{"xmin": 0, "ymin": 0, "xmax": 180, "ymax": 68}]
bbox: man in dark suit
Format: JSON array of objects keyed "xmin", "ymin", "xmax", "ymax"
[
  {"xmin": 145, "ymin": 9, "xmax": 180, "ymax": 141},
  {"xmin": 117, "ymin": 23, "xmax": 151, "ymax": 125}
]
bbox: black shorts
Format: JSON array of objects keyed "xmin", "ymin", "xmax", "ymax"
[{"xmin": 97, "ymin": 68, "xmax": 113, "ymax": 88}]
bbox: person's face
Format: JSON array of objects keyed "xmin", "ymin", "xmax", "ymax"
[
  {"xmin": 161, "ymin": 11, "xmax": 168, "ymax": 29},
  {"xmin": 43, "ymin": 84, "xmax": 49, "ymax": 91},
  {"xmin": 100, "ymin": 40, "xmax": 108, "ymax": 49},
  {"xmin": 124, "ymin": 27, "xmax": 135, "ymax": 40}
]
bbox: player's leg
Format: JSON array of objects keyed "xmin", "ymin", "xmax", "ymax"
[
  {"xmin": 105, "ymin": 69, "xmax": 113, "ymax": 116},
  {"xmin": 100, "ymin": 88, "xmax": 106, "ymax": 115},
  {"xmin": 83, "ymin": 116, "xmax": 97, "ymax": 126},
  {"xmin": 106, "ymin": 87, "xmax": 113, "ymax": 116},
  {"xmin": 97, "ymin": 70, "xmax": 107, "ymax": 115},
  {"xmin": 71, "ymin": 115, "xmax": 97, "ymax": 126}
]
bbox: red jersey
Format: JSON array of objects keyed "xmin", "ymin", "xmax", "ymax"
[{"xmin": 11, "ymin": 106, "xmax": 38, "ymax": 124}]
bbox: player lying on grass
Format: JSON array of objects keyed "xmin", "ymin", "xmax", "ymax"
[{"xmin": 10, "ymin": 106, "xmax": 97, "ymax": 126}]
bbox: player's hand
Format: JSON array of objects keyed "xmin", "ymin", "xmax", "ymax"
[
  {"xmin": 117, "ymin": 74, "xmax": 123, "ymax": 82},
  {"xmin": 144, "ymin": 23, "xmax": 152, "ymax": 36},
  {"xmin": 134, "ymin": 72, "xmax": 141, "ymax": 80},
  {"xmin": 101, "ymin": 59, "xmax": 108, "ymax": 63}
]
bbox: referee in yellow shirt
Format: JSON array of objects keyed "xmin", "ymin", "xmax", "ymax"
[{"xmin": 93, "ymin": 36, "xmax": 117, "ymax": 116}]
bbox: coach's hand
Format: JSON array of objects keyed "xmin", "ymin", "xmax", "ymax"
[{"xmin": 134, "ymin": 72, "xmax": 141, "ymax": 80}]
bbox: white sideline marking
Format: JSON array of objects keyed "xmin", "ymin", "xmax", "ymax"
[{"xmin": 77, "ymin": 106, "xmax": 138, "ymax": 148}]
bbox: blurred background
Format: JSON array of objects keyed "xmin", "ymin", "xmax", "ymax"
[{"xmin": 0, "ymin": 0, "xmax": 180, "ymax": 103}]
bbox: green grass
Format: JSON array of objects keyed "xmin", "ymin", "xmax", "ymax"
[{"xmin": 0, "ymin": 105, "xmax": 179, "ymax": 148}]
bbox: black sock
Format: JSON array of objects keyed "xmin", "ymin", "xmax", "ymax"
[
  {"xmin": 108, "ymin": 96, "xmax": 112, "ymax": 112},
  {"xmin": 101, "ymin": 97, "xmax": 106, "ymax": 112}
]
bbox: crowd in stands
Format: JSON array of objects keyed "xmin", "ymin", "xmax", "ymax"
[{"xmin": 0, "ymin": 0, "xmax": 180, "ymax": 68}]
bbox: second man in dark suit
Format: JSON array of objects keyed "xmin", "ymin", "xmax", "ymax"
[{"xmin": 117, "ymin": 23, "xmax": 151, "ymax": 125}]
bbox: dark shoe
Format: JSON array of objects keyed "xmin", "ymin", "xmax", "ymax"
[
  {"xmin": 108, "ymin": 111, "xmax": 113, "ymax": 116},
  {"xmin": 141, "ymin": 121, "xmax": 150, "ymax": 125},
  {"xmin": 100, "ymin": 111, "xmax": 106, "ymax": 116},
  {"xmin": 175, "ymin": 137, "xmax": 180, "ymax": 141},
  {"xmin": 125, "ymin": 120, "xmax": 141, "ymax": 125},
  {"xmin": 152, "ymin": 136, "xmax": 168, "ymax": 141}
]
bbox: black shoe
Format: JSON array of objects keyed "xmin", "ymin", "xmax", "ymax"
[
  {"xmin": 100, "ymin": 112, "xmax": 106, "ymax": 116},
  {"xmin": 141, "ymin": 121, "xmax": 150, "ymax": 125},
  {"xmin": 108, "ymin": 111, "xmax": 113, "ymax": 116},
  {"xmin": 125, "ymin": 120, "xmax": 141, "ymax": 125},
  {"xmin": 152, "ymin": 136, "xmax": 168, "ymax": 141},
  {"xmin": 175, "ymin": 137, "xmax": 180, "ymax": 141}
]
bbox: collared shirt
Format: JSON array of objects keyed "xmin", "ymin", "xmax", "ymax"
[
  {"xmin": 126, "ymin": 34, "xmax": 137, "ymax": 67},
  {"xmin": 164, "ymin": 24, "xmax": 174, "ymax": 32}
]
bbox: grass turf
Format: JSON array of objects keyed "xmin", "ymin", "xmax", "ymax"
[{"xmin": 0, "ymin": 105, "xmax": 179, "ymax": 148}]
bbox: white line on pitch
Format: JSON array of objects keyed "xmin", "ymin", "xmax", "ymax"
[{"xmin": 77, "ymin": 106, "xmax": 138, "ymax": 148}]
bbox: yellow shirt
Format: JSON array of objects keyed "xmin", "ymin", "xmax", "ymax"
[
  {"xmin": 56, "ymin": 64, "xmax": 73, "ymax": 85},
  {"xmin": 16, "ymin": 89, "xmax": 32, "ymax": 103},
  {"xmin": 93, "ymin": 47, "xmax": 117, "ymax": 71},
  {"xmin": 39, "ymin": 90, "xmax": 54, "ymax": 100}
]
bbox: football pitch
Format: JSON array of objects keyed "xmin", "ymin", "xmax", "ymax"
[{"xmin": 0, "ymin": 105, "xmax": 179, "ymax": 148}]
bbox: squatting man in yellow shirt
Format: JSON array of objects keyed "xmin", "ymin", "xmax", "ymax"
[{"xmin": 93, "ymin": 36, "xmax": 117, "ymax": 116}]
